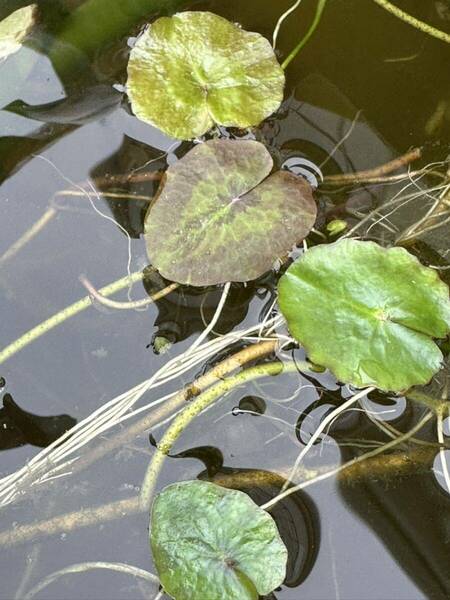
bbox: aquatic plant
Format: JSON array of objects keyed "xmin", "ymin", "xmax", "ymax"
[
  {"xmin": 0, "ymin": 4, "xmax": 36, "ymax": 61},
  {"xmin": 126, "ymin": 11, "xmax": 285, "ymax": 139},
  {"xmin": 144, "ymin": 139, "xmax": 316, "ymax": 285},
  {"xmin": 151, "ymin": 481, "xmax": 287, "ymax": 600},
  {"xmin": 278, "ymin": 239, "xmax": 450, "ymax": 391},
  {"xmin": 0, "ymin": 4, "xmax": 449, "ymax": 600}
]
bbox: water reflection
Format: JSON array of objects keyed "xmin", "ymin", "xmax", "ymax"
[
  {"xmin": 0, "ymin": 0, "xmax": 449, "ymax": 598},
  {"xmin": 338, "ymin": 402, "xmax": 450, "ymax": 600},
  {"xmin": 0, "ymin": 392, "xmax": 76, "ymax": 449}
]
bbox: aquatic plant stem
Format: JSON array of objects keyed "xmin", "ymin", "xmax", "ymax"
[
  {"xmin": 80, "ymin": 275, "xmax": 178, "ymax": 310},
  {"xmin": 23, "ymin": 562, "xmax": 159, "ymax": 600},
  {"xmin": 396, "ymin": 181, "xmax": 450, "ymax": 244},
  {"xmin": 0, "ymin": 270, "xmax": 173, "ymax": 366},
  {"xmin": 62, "ymin": 340, "xmax": 279, "ymax": 477},
  {"xmin": 56, "ymin": 189, "xmax": 154, "ymax": 202},
  {"xmin": 272, "ymin": 0, "xmax": 304, "ymax": 48},
  {"xmin": 281, "ymin": 0, "xmax": 328, "ymax": 70},
  {"xmin": 139, "ymin": 360, "xmax": 311, "ymax": 510},
  {"xmin": 322, "ymin": 147, "xmax": 422, "ymax": 186},
  {"xmin": 281, "ymin": 386, "xmax": 375, "ymax": 492},
  {"xmin": 0, "ymin": 207, "xmax": 57, "ymax": 266},
  {"xmin": 371, "ymin": 0, "xmax": 450, "ymax": 44},
  {"xmin": 189, "ymin": 282, "xmax": 230, "ymax": 352},
  {"xmin": 262, "ymin": 410, "xmax": 434, "ymax": 510},
  {"xmin": 0, "ymin": 440, "xmax": 440, "ymax": 548}
]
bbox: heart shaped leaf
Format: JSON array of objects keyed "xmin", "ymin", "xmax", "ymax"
[
  {"xmin": 126, "ymin": 11, "xmax": 285, "ymax": 140},
  {"xmin": 278, "ymin": 239, "xmax": 450, "ymax": 391},
  {"xmin": 151, "ymin": 480, "xmax": 288, "ymax": 600},
  {"xmin": 0, "ymin": 5, "xmax": 36, "ymax": 60},
  {"xmin": 144, "ymin": 139, "xmax": 317, "ymax": 286}
]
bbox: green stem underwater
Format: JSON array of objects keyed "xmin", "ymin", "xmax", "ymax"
[
  {"xmin": 0, "ymin": 270, "xmax": 173, "ymax": 367},
  {"xmin": 371, "ymin": 0, "xmax": 450, "ymax": 44},
  {"xmin": 281, "ymin": 0, "xmax": 328, "ymax": 70},
  {"xmin": 139, "ymin": 359, "xmax": 315, "ymax": 510}
]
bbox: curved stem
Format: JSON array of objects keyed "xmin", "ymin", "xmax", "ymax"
[
  {"xmin": 59, "ymin": 340, "xmax": 279, "ymax": 478},
  {"xmin": 281, "ymin": 386, "xmax": 375, "ymax": 492},
  {"xmin": 273, "ymin": 0, "xmax": 304, "ymax": 48},
  {"xmin": 322, "ymin": 147, "xmax": 422, "ymax": 186},
  {"xmin": 281, "ymin": 0, "xmax": 328, "ymax": 70},
  {"xmin": 139, "ymin": 359, "xmax": 313, "ymax": 510},
  {"xmin": 0, "ymin": 207, "xmax": 58, "ymax": 266},
  {"xmin": 80, "ymin": 275, "xmax": 178, "ymax": 310},
  {"xmin": 189, "ymin": 282, "xmax": 230, "ymax": 352},
  {"xmin": 371, "ymin": 0, "xmax": 450, "ymax": 44},
  {"xmin": 0, "ymin": 270, "xmax": 146, "ymax": 366},
  {"xmin": 262, "ymin": 410, "xmax": 433, "ymax": 510},
  {"xmin": 23, "ymin": 562, "xmax": 158, "ymax": 600}
]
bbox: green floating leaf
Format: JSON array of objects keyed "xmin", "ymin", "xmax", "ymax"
[
  {"xmin": 151, "ymin": 480, "xmax": 288, "ymax": 600},
  {"xmin": 278, "ymin": 239, "xmax": 450, "ymax": 391},
  {"xmin": 0, "ymin": 5, "xmax": 36, "ymax": 61},
  {"xmin": 126, "ymin": 11, "xmax": 285, "ymax": 140},
  {"xmin": 144, "ymin": 139, "xmax": 317, "ymax": 286}
]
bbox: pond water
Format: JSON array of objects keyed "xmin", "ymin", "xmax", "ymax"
[{"xmin": 0, "ymin": 1, "xmax": 449, "ymax": 599}]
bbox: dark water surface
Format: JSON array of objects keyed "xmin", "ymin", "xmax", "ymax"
[{"xmin": 0, "ymin": 1, "xmax": 449, "ymax": 598}]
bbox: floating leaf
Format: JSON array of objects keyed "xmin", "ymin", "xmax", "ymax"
[
  {"xmin": 151, "ymin": 480, "xmax": 288, "ymax": 600},
  {"xmin": 126, "ymin": 11, "xmax": 285, "ymax": 140},
  {"xmin": 0, "ymin": 5, "xmax": 36, "ymax": 61},
  {"xmin": 144, "ymin": 139, "xmax": 317, "ymax": 286},
  {"xmin": 278, "ymin": 239, "xmax": 450, "ymax": 391}
]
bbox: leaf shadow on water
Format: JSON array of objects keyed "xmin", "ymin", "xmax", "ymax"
[
  {"xmin": 88, "ymin": 135, "xmax": 169, "ymax": 239},
  {"xmin": 0, "ymin": 0, "xmax": 192, "ymax": 184},
  {"xmin": 0, "ymin": 3, "xmax": 449, "ymax": 598},
  {"xmin": 0, "ymin": 392, "xmax": 76, "ymax": 450},
  {"xmin": 334, "ymin": 398, "xmax": 450, "ymax": 600},
  {"xmin": 143, "ymin": 275, "xmax": 276, "ymax": 348}
]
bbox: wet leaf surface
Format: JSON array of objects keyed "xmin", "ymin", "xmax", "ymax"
[
  {"xmin": 145, "ymin": 139, "xmax": 316, "ymax": 286},
  {"xmin": 126, "ymin": 11, "xmax": 285, "ymax": 139},
  {"xmin": 0, "ymin": 4, "xmax": 36, "ymax": 61},
  {"xmin": 278, "ymin": 239, "xmax": 450, "ymax": 391},
  {"xmin": 151, "ymin": 480, "xmax": 288, "ymax": 600}
]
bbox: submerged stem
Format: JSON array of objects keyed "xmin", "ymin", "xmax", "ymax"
[
  {"xmin": 139, "ymin": 360, "xmax": 315, "ymax": 510},
  {"xmin": 0, "ymin": 207, "xmax": 58, "ymax": 266},
  {"xmin": 0, "ymin": 442, "xmax": 440, "ymax": 548},
  {"xmin": 281, "ymin": 386, "xmax": 375, "ymax": 492},
  {"xmin": 262, "ymin": 410, "xmax": 434, "ymax": 510},
  {"xmin": 23, "ymin": 562, "xmax": 158, "ymax": 600},
  {"xmin": 80, "ymin": 275, "xmax": 178, "ymax": 310},
  {"xmin": 322, "ymin": 147, "xmax": 422, "ymax": 186},
  {"xmin": 281, "ymin": 0, "xmax": 328, "ymax": 70},
  {"xmin": 0, "ymin": 270, "xmax": 146, "ymax": 366},
  {"xmin": 371, "ymin": 0, "xmax": 450, "ymax": 44}
]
